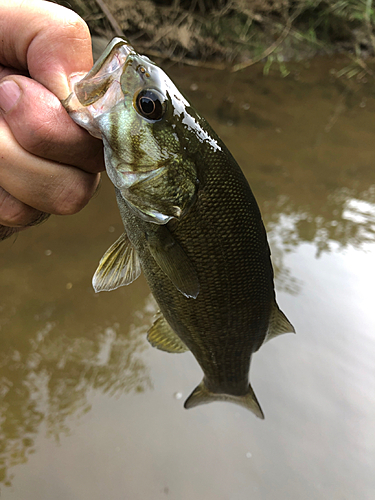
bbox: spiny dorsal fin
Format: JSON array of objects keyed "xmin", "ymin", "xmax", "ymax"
[
  {"xmin": 147, "ymin": 311, "xmax": 189, "ymax": 353},
  {"xmin": 184, "ymin": 380, "xmax": 264, "ymax": 419},
  {"xmin": 92, "ymin": 233, "xmax": 141, "ymax": 293},
  {"xmin": 145, "ymin": 226, "xmax": 199, "ymax": 299},
  {"xmin": 265, "ymin": 302, "xmax": 295, "ymax": 342}
]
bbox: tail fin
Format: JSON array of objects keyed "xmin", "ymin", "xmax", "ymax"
[{"xmin": 184, "ymin": 380, "xmax": 264, "ymax": 419}]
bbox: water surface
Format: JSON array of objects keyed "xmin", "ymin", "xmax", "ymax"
[{"xmin": 1, "ymin": 56, "xmax": 375, "ymax": 499}]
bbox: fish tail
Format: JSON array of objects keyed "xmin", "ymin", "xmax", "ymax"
[{"xmin": 184, "ymin": 380, "xmax": 264, "ymax": 419}]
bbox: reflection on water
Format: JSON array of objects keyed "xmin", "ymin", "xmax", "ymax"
[
  {"xmin": 0, "ymin": 278, "xmax": 155, "ymax": 487},
  {"xmin": 1, "ymin": 56, "xmax": 375, "ymax": 499},
  {"xmin": 266, "ymin": 185, "xmax": 375, "ymax": 293},
  {"xmin": 267, "ymin": 185, "xmax": 375, "ymax": 255}
]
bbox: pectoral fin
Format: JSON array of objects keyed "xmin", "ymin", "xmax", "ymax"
[
  {"xmin": 264, "ymin": 302, "xmax": 295, "ymax": 342},
  {"xmin": 147, "ymin": 311, "xmax": 188, "ymax": 353},
  {"xmin": 126, "ymin": 159, "xmax": 197, "ymax": 225},
  {"xmin": 184, "ymin": 380, "xmax": 264, "ymax": 419},
  {"xmin": 92, "ymin": 233, "xmax": 141, "ymax": 292},
  {"xmin": 145, "ymin": 226, "xmax": 199, "ymax": 299}
]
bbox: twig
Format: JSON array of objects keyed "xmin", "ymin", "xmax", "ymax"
[
  {"xmin": 94, "ymin": 0, "xmax": 124, "ymax": 37},
  {"xmin": 143, "ymin": 12, "xmax": 189, "ymax": 48},
  {"xmin": 231, "ymin": 25, "xmax": 291, "ymax": 72},
  {"xmin": 347, "ymin": 53, "xmax": 375, "ymax": 77},
  {"xmin": 231, "ymin": 5, "xmax": 303, "ymax": 73},
  {"xmin": 364, "ymin": 0, "xmax": 375, "ymax": 55},
  {"xmin": 324, "ymin": 89, "xmax": 348, "ymax": 133},
  {"xmin": 92, "ymin": 0, "xmax": 227, "ymax": 70}
]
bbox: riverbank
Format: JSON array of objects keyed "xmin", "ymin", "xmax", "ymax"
[{"xmin": 56, "ymin": 0, "xmax": 375, "ymax": 75}]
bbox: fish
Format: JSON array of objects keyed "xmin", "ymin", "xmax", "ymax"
[{"xmin": 63, "ymin": 37, "xmax": 295, "ymax": 418}]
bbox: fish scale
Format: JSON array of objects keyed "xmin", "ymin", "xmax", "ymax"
[
  {"xmin": 122, "ymin": 144, "xmax": 273, "ymax": 396},
  {"xmin": 63, "ymin": 37, "xmax": 295, "ymax": 418}
]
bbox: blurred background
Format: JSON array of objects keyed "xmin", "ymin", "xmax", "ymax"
[{"xmin": 56, "ymin": 0, "xmax": 375, "ymax": 69}]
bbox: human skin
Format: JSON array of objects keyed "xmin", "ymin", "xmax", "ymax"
[{"xmin": 0, "ymin": 0, "xmax": 105, "ymax": 239}]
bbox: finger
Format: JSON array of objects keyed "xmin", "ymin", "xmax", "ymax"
[
  {"xmin": 0, "ymin": 64, "xmax": 26, "ymax": 80},
  {"xmin": 0, "ymin": 118, "xmax": 101, "ymax": 215},
  {"xmin": 0, "ymin": 0, "xmax": 93, "ymax": 99},
  {"xmin": 0, "ymin": 186, "xmax": 44, "ymax": 227},
  {"xmin": 0, "ymin": 76, "xmax": 104, "ymax": 174}
]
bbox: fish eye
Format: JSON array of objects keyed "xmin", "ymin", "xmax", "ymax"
[{"xmin": 135, "ymin": 89, "xmax": 166, "ymax": 121}]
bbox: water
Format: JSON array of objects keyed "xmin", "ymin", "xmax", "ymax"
[{"xmin": 1, "ymin": 56, "xmax": 375, "ymax": 499}]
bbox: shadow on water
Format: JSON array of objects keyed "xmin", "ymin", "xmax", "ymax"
[{"xmin": 1, "ymin": 55, "xmax": 375, "ymax": 498}]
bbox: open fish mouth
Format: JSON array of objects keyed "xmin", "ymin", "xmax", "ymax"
[
  {"xmin": 73, "ymin": 37, "xmax": 134, "ymax": 106},
  {"xmin": 62, "ymin": 37, "xmax": 136, "ymax": 126},
  {"xmin": 62, "ymin": 38, "xmax": 135, "ymax": 135}
]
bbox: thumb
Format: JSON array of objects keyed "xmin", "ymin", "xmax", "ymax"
[
  {"xmin": 0, "ymin": 1, "xmax": 93, "ymax": 100},
  {"xmin": 0, "ymin": 77, "xmax": 22, "ymax": 114}
]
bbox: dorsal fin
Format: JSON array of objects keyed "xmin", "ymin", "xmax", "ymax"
[
  {"xmin": 147, "ymin": 311, "xmax": 189, "ymax": 353},
  {"xmin": 92, "ymin": 233, "xmax": 141, "ymax": 292},
  {"xmin": 265, "ymin": 302, "xmax": 295, "ymax": 342}
]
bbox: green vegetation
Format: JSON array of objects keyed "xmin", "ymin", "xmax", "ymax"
[{"xmin": 56, "ymin": 0, "xmax": 375, "ymax": 70}]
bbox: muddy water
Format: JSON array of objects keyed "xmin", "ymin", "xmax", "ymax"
[{"xmin": 1, "ymin": 57, "xmax": 375, "ymax": 499}]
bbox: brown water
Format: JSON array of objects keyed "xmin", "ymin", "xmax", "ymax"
[{"xmin": 1, "ymin": 57, "xmax": 375, "ymax": 499}]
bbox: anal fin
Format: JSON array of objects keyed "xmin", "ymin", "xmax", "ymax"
[
  {"xmin": 265, "ymin": 302, "xmax": 295, "ymax": 342},
  {"xmin": 92, "ymin": 233, "xmax": 141, "ymax": 292},
  {"xmin": 147, "ymin": 311, "xmax": 189, "ymax": 353}
]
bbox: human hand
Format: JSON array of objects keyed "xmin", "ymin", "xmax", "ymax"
[{"xmin": 0, "ymin": 0, "xmax": 105, "ymax": 240}]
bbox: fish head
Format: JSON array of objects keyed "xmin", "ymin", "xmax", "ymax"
[{"xmin": 63, "ymin": 37, "xmax": 214, "ymax": 224}]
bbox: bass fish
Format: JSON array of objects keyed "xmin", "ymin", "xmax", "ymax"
[{"xmin": 63, "ymin": 38, "xmax": 295, "ymax": 418}]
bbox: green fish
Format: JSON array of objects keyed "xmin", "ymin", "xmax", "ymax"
[{"xmin": 63, "ymin": 38, "xmax": 295, "ymax": 418}]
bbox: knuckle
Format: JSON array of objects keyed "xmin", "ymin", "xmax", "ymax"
[
  {"xmin": 52, "ymin": 174, "xmax": 98, "ymax": 215},
  {"xmin": 0, "ymin": 209, "xmax": 24, "ymax": 226},
  {"xmin": 60, "ymin": 11, "xmax": 90, "ymax": 43},
  {"xmin": 8, "ymin": 95, "xmax": 64, "ymax": 157},
  {"xmin": 24, "ymin": 117, "xmax": 58, "ymax": 155}
]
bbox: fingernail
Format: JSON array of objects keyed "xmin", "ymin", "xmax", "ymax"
[{"xmin": 0, "ymin": 80, "xmax": 22, "ymax": 113}]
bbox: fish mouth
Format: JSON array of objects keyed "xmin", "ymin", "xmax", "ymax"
[
  {"xmin": 62, "ymin": 38, "xmax": 135, "ymax": 138},
  {"xmin": 73, "ymin": 38, "xmax": 134, "ymax": 107}
]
